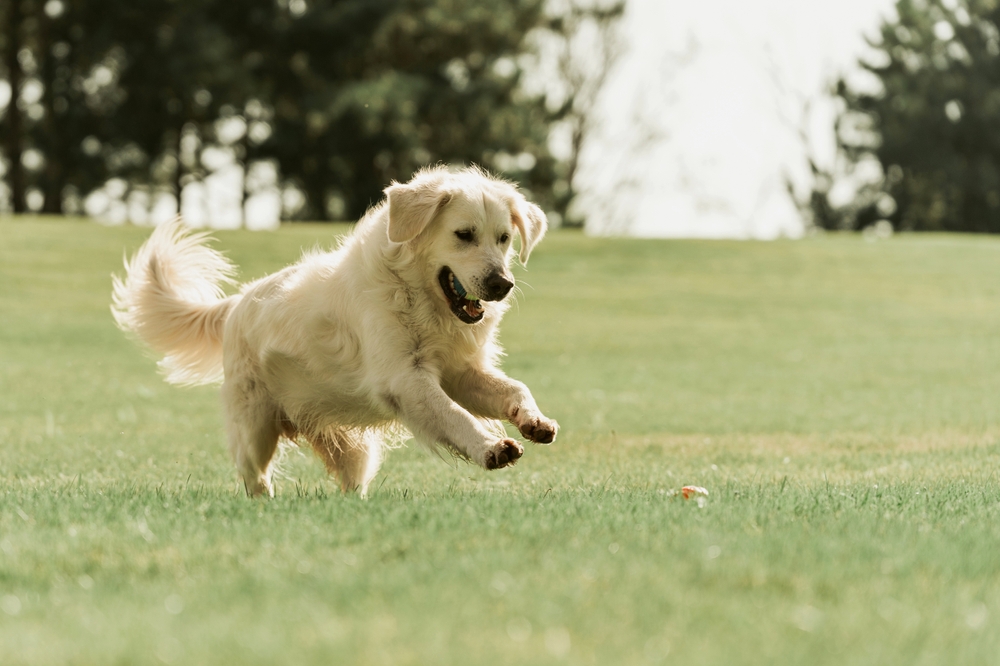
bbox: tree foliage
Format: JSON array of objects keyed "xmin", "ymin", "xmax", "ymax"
[
  {"xmin": 0, "ymin": 0, "xmax": 585, "ymax": 222},
  {"xmin": 823, "ymin": 0, "xmax": 1000, "ymax": 232}
]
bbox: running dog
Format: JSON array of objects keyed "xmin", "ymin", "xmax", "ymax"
[{"xmin": 112, "ymin": 166, "xmax": 558, "ymax": 496}]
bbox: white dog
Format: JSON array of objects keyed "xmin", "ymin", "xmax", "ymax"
[{"xmin": 112, "ymin": 166, "xmax": 558, "ymax": 497}]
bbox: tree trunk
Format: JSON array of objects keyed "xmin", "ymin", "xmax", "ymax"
[
  {"xmin": 3, "ymin": 0, "xmax": 27, "ymax": 213},
  {"xmin": 307, "ymin": 179, "xmax": 329, "ymax": 221},
  {"xmin": 240, "ymin": 130, "xmax": 249, "ymax": 227},
  {"xmin": 40, "ymin": 7, "xmax": 64, "ymax": 214},
  {"xmin": 172, "ymin": 125, "xmax": 184, "ymax": 215}
]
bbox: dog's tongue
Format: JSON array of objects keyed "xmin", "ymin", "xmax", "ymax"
[{"xmin": 464, "ymin": 300, "xmax": 483, "ymax": 318}]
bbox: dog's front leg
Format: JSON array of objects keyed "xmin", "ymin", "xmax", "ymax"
[
  {"xmin": 447, "ymin": 369, "xmax": 558, "ymax": 445},
  {"xmin": 385, "ymin": 372, "xmax": 524, "ymax": 469}
]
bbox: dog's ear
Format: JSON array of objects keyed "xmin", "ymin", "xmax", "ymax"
[
  {"xmin": 510, "ymin": 199, "xmax": 548, "ymax": 265},
  {"xmin": 385, "ymin": 178, "xmax": 452, "ymax": 243}
]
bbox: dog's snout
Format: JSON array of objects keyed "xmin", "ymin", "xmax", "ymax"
[{"xmin": 483, "ymin": 272, "xmax": 514, "ymax": 301}]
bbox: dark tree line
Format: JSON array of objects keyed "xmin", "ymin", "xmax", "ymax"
[
  {"xmin": 811, "ymin": 0, "xmax": 1000, "ymax": 233},
  {"xmin": 0, "ymin": 0, "xmax": 623, "ymax": 223}
]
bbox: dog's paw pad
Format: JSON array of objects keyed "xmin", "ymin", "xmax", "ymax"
[
  {"xmin": 519, "ymin": 416, "xmax": 558, "ymax": 444},
  {"xmin": 486, "ymin": 438, "xmax": 523, "ymax": 470}
]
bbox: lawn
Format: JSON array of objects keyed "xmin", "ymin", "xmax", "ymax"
[{"xmin": 2, "ymin": 217, "xmax": 1000, "ymax": 665}]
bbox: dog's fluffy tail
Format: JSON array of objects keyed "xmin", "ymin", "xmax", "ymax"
[{"xmin": 111, "ymin": 218, "xmax": 240, "ymax": 386}]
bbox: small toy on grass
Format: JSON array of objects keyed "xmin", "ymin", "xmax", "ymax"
[{"xmin": 680, "ymin": 485, "xmax": 709, "ymax": 500}]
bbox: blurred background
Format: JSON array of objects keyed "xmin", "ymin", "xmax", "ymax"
[{"xmin": 0, "ymin": 0, "xmax": 996, "ymax": 237}]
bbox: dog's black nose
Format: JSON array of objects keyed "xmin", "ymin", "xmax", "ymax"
[{"xmin": 483, "ymin": 272, "xmax": 514, "ymax": 301}]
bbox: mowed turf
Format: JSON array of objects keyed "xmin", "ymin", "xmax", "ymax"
[{"xmin": 2, "ymin": 217, "xmax": 1000, "ymax": 665}]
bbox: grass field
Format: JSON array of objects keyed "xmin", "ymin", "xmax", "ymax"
[{"xmin": 3, "ymin": 217, "xmax": 1000, "ymax": 665}]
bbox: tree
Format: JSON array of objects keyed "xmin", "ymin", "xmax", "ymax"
[
  {"xmin": 34, "ymin": 0, "xmax": 114, "ymax": 213},
  {"xmin": 84, "ymin": 0, "xmax": 247, "ymax": 207},
  {"xmin": 2, "ymin": 0, "xmax": 28, "ymax": 212},
  {"xmin": 543, "ymin": 0, "xmax": 625, "ymax": 227},
  {"xmin": 248, "ymin": 0, "xmax": 556, "ymax": 220},
  {"xmin": 1, "ymin": 0, "xmax": 577, "ymax": 223},
  {"xmin": 1, "ymin": 0, "xmax": 155, "ymax": 215},
  {"xmin": 825, "ymin": 0, "xmax": 1000, "ymax": 232},
  {"xmin": 226, "ymin": 0, "xmax": 403, "ymax": 220}
]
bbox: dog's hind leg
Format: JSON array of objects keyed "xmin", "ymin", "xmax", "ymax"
[
  {"xmin": 309, "ymin": 429, "xmax": 383, "ymax": 496},
  {"xmin": 222, "ymin": 379, "xmax": 281, "ymax": 497}
]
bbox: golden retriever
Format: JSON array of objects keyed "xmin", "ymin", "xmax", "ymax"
[{"xmin": 112, "ymin": 166, "xmax": 558, "ymax": 497}]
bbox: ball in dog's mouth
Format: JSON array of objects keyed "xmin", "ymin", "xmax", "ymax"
[{"xmin": 439, "ymin": 267, "xmax": 485, "ymax": 324}]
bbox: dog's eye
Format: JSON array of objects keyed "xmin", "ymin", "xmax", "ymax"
[
  {"xmin": 499, "ymin": 233, "xmax": 510, "ymax": 244},
  {"xmin": 455, "ymin": 229, "xmax": 475, "ymax": 243}
]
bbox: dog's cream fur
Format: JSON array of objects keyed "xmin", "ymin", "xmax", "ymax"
[{"xmin": 112, "ymin": 166, "xmax": 558, "ymax": 496}]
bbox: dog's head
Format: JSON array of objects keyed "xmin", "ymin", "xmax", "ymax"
[{"xmin": 385, "ymin": 167, "xmax": 547, "ymax": 325}]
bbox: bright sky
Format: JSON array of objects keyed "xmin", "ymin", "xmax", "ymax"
[{"xmin": 577, "ymin": 0, "xmax": 897, "ymax": 238}]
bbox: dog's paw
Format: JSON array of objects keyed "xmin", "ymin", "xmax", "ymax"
[
  {"xmin": 517, "ymin": 414, "xmax": 558, "ymax": 445},
  {"xmin": 485, "ymin": 438, "xmax": 524, "ymax": 470}
]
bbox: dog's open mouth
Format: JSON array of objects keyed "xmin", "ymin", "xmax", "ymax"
[{"xmin": 439, "ymin": 267, "xmax": 485, "ymax": 324}]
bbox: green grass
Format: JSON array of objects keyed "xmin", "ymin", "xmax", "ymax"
[{"xmin": 3, "ymin": 217, "xmax": 1000, "ymax": 665}]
